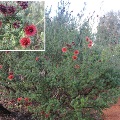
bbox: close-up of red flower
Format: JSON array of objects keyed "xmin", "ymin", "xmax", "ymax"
[
  {"xmin": 19, "ymin": 37, "xmax": 31, "ymax": 48},
  {"xmin": 17, "ymin": 97, "xmax": 23, "ymax": 102},
  {"xmin": 62, "ymin": 47, "xmax": 67, "ymax": 53},
  {"xmin": 24, "ymin": 24, "xmax": 37, "ymax": 36},
  {"xmin": 0, "ymin": 65, "xmax": 3, "ymax": 69},
  {"xmin": 8, "ymin": 74, "xmax": 14, "ymax": 80},
  {"xmin": 74, "ymin": 50, "xmax": 79, "ymax": 55},
  {"xmin": 72, "ymin": 55, "xmax": 77, "ymax": 60}
]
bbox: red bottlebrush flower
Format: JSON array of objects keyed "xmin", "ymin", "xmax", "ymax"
[
  {"xmin": 72, "ymin": 55, "xmax": 77, "ymax": 60},
  {"xmin": 24, "ymin": 24, "xmax": 37, "ymax": 36},
  {"xmin": 88, "ymin": 43, "xmax": 92, "ymax": 48},
  {"xmin": 62, "ymin": 47, "xmax": 67, "ymax": 53},
  {"xmin": 8, "ymin": 75, "xmax": 14, "ymax": 80},
  {"xmin": 13, "ymin": 22, "xmax": 20, "ymax": 29},
  {"xmin": 86, "ymin": 36, "xmax": 90, "ymax": 42},
  {"xmin": 7, "ymin": 6, "xmax": 16, "ymax": 15},
  {"xmin": 0, "ymin": 21, "xmax": 2, "ymax": 28},
  {"xmin": 74, "ymin": 50, "xmax": 79, "ymax": 55},
  {"xmin": 17, "ymin": 97, "xmax": 23, "ymax": 102},
  {"xmin": 74, "ymin": 64, "xmax": 80, "ymax": 69},
  {"xmin": 0, "ymin": 65, "xmax": 2, "ymax": 69},
  {"xmin": 0, "ymin": 4, "xmax": 7, "ymax": 14},
  {"xmin": 45, "ymin": 113, "xmax": 50, "ymax": 118},
  {"xmin": 35, "ymin": 57, "xmax": 39, "ymax": 61},
  {"xmin": 24, "ymin": 97, "xmax": 29, "ymax": 102},
  {"xmin": 19, "ymin": 37, "xmax": 31, "ymax": 48}
]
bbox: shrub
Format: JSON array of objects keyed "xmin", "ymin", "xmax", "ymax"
[{"xmin": 0, "ymin": 0, "xmax": 120, "ymax": 120}]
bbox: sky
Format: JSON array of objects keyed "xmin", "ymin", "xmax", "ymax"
[
  {"xmin": 45, "ymin": 0, "xmax": 120, "ymax": 16},
  {"xmin": 45, "ymin": 0, "xmax": 120, "ymax": 33}
]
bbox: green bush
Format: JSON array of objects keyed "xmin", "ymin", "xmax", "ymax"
[{"xmin": 0, "ymin": 0, "xmax": 120, "ymax": 120}]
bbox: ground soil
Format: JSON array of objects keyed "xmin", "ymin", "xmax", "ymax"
[{"xmin": 102, "ymin": 98, "xmax": 120, "ymax": 120}]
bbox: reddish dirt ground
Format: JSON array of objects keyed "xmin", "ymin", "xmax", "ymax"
[{"xmin": 102, "ymin": 98, "xmax": 120, "ymax": 120}]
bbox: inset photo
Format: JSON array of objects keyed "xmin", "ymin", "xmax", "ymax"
[{"xmin": 0, "ymin": 1, "xmax": 45, "ymax": 50}]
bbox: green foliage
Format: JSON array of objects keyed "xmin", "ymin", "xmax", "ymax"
[
  {"xmin": 96, "ymin": 11, "xmax": 120, "ymax": 46},
  {"xmin": 0, "ymin": 0, "xmax": 120, "ymax": 120}
]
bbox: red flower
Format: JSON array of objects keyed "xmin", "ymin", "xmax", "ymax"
[
  {"xmin": 86, "ymin": 36, "xmax": 90, "ymax": 42},
  {"xmin": 74, "ymin": 64, "xmax": 80, "ymax": 69},
  {"xmin": 20, "ymin": 37, "xmax": 31, "ymax": 48},
  {"xmin": 74, "ymin": 50, "xmax": 79, "ymax": 55},
  {"xmin": 0, "ymin": 65, "xmax": 2, "ymax": 69},
  {"xmin": 8, "ymin": 75, "xmax": 14, "ymax": 80},
  {"xmin": 0, "ymin": 21, "xmax": 2, "ymax": 27},
  {"xmin": 72, "ymin": 55, "xmax": 77, "ymax": 60},
  {"xmin": 88, "ymin": 43, "xmax": 92, "ymax": 48},
  {"xmin": 62, "ymin": 47, "xmax": 67, "ymax": 53},
  {"xmin": 24, "ymin": 97, "xmax": 29, "ymax": 102},
  {"xmin": 35, "ymin": 57, "xmax": 39, "ymax": 61},
  {"xmin": 17, "ymin": 97, "xmax": 23, "ymax": 102},
  {"xmin": 24, "ymin": 24, "xmax": 37, "ymax": 36}
]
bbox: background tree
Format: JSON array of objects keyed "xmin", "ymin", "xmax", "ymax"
[{"xmin": 96, "ymin": 11, "xmax": 120, "ymax": 46}]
